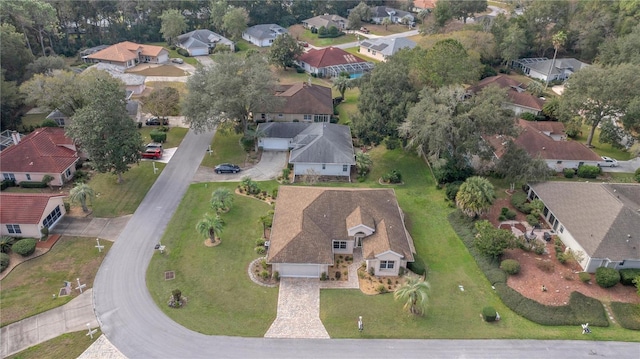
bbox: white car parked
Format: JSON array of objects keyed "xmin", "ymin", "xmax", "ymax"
[{"xmin": 598, "ymin": 156, "xmax": 618, "ymax": 167}]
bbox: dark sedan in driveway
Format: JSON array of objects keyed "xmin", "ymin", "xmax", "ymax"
[
  {"xmin": 214, "ymin": 163, "xmax": 240, "ymax": 174},
  {"xmin": 145, "ymin": 117, "xmax": 169, "ymax": 126}
]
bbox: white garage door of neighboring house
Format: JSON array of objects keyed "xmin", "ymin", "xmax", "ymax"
[
  {"xmin": 261, "ymin": 138, "xmax": 289, "ymax": 151},
  {"xmin": 278, "ymin": 264, "xmax": 321, "ymax": 278},
  {"xmin": 189, "ymin": 47, "xmax": 208, "ymax": 56}
]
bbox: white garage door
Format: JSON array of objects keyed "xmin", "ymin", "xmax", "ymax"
[
  {"xmin": 278, "ymin": 264, "xmax": 321, "ymax": 278},
  {"xmin": 189, "ymin": 47, "xmax": 208, "ymax": 56},
  {"xmin": 261, "ymin": 138, "xmax": 290, "ymax": 151}
]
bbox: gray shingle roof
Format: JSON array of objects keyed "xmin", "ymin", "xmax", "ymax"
[
  {"xmin": 289, "ymin": 123, "xmax": 355, "ymax": 165},
  {"xmin": 360, "ymin": 37, "xmax": 416, "ymax": 57},
  {"xmin": 177, "ymin": 29, "xmax": 233, "ymax": 49},
  {"xmin": 257, "ymin": 122, "xmax": 311, "ymax": 138},
  {"xmin": 243, "ymin": 24, "xmax": 287, "ymax": 41},
  {"xmin": 530, "ymin": 182, "xmax": 640, "ymax": 261}
]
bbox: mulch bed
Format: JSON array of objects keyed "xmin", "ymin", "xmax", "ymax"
[{"xmin": 36, "ymin": 234, "xmax": 62, "ymax": 249}]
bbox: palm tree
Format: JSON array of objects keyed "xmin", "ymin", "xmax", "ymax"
[
  {"xmin": 68, "ymin": 182, "xmax": 95, "ymax": 213},
  {"xmin": 455, "ymin": 176, "xmax": 495, "ymax": 218},
  {"xmin": 355, "ymin": 151, "xmax": 373, "ymax": 177},
  {"xmin": 0, "ymin": 236, "xmax": 16, "ymax": 253},
  {"xmin": 544, "ymin": 31, "xmax": 567, "ymax": 90},
  {"xmin": 381, "ymin": 17, "xmax": 392, "ymax": 30},
  {"xmin": 332, "ymin": 75, "xmax": 352, "ymax": 99},
  {"xmin": 394, "ymin": 276, "xmax": 431, "ymax": 316},
  {"xmin": 210, "ymin": 188, "xmax": 233, "ymax": 213},
  {"xmin": 196, "ymin": 213, "xmax": 224, "ymax": 244}
]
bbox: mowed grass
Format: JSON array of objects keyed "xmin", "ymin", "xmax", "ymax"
[
  {"xmin": 575, "ymin": 124, "xmax": 633, "ymax": 161},
  {"xmin": 200, "ymin": 128, "xmax": 248, "ymax": 168},
  {"xmin": 20, "ymin": 113, "xmax": 47, "ymax": 129},
  {"xmin": 294, "ymin": 27, "xmax": 359, "ymax": 47},
  {"xmin": 6, "ymin": 329, "xmax": 102, "ymax": 359},
  {"xmin": 89, "ymin": 161, "xmax": 166, "ymax": 217},
  {"xmin": 0, "ymin": 237, "xmax": 112, "ymax": 327},
  {"xmin": 146, "ymin": 182, "xmax": 278, "ymax": 336},
  {"xmin": 147, "ymin": 42, "xmax": 199, "ymax": 66},
  {"xmin": 138, "ymin": 126, "xmax": 188, "ymax": 148},
  {"xmin": 336, "ymin": 87, "xmax": 360, "ymax": 125}
]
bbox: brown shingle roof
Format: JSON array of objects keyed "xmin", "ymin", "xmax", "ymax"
[
  {"xmin": 267, "ymin": 187, "xmax": 414, "ymax": 265},
  {"xmin": 0, "ymin": 127, "xmax": 78, "ymax": 174},
  {"xmin": 470, "ymin": 75, "xmax": 544, "ymax": 111},
  {"xmin": 86, "ymin": 41, "xmax": 166, "ymax": 63},
  {"xmin": 1, "ymin": 193, "xmax": 65, "ymax": 224},
  {"xmin": 298, "ymin": 47, "xmax": 367, "ymax": 68},
  {"xmin": 530, "ymin": 182, "xmax": 640, "ymax": 261},
  {"xmin": 271, "ymin": 82, "xmax": 333, "ymax": 114}
]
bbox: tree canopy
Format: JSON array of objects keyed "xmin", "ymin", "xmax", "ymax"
[
  {"xmin": 495, "ymin": 141, "xmax": 551, "ymax": 190},
  {"xmin": 159, "ymin": 9, "xmax": 187, "ymax": 46},
  {"xmin": 456, "ymin": 177, "xmax": 495, "ymax": 218},
  {"xmin": 222, "ymin": 7, "xmax": 248, "ymax": 41},
  {"xmin": 267, "ymin": 33, "xmax": 303, "ymax": 70},
  {"xmin": 473, "ymin": 220, "xmax": 516, "ymax": 260},
  {"xmin": 415, "ymin": 39, "xmax": 481, "ymax": 88},
  {"xmin": 144, "ymin": 87, "xmax": 180, "ymax": 118},
  {"xmin": 183, "ymin": 53, "xmax": 281, "ymax": 133}
]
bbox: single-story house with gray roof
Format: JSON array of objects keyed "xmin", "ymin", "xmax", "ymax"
[
  {"xmin": 177, "ymin": 29, "xmax": 234, "ymax": 55},
  {"xmin": 369, "ymin": 6, "xmax": 415, "ymax": 25},
  {"xmin": 267, "ymin": 186, "xmax": 415, "ymax": 278},
  {"xmin": 358, "ymin": 37, "xmax": 416, "ymax": 62},
  {"xmin": 525, "ymin": 182, "xmax": 640, "ymax": 273},
  {"xmin": 512, "ymin": 57, "xmax": 590, "ymax": 84},
  {"xmin": 46, "ymin": 109, "xmax": 69, "ymax": 127},
  {"xmin": 241, "ymin": 24, "xmax": 288, "ymax": 47},
  {"xmin": 257, "ymin": 122, "xmax": 355, "ymax": 180}
]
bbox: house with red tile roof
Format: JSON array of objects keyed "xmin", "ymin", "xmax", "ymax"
[
  {"xmin": 1, "ymin": 193, "xmax": 66, "ymax": 238},
  {"xmin": 255, "ymin": 82, "xmax": 333, "ymax": 123},
  {"xmin": 296, "ymin": 47, "xmax": 374, "ymax": 78},
  {"xmin": 83, "ymin": 41, "xmax": 169, "ymax": 69},
  {"xmin": 468, "ymin": 75, "xmax": 545, "ymax": 116},
  {"xmin": 412, "ymin": 0, "xmax": 437, "ymax": 11},
  {"xmin": 486, "ymin": 119, "xmax": 602, "ymax": 172},
  {"xmin": 0, "ymin": 127, "xmax": 80, "ymax": 186}
]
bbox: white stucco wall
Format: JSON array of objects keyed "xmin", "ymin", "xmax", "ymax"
[
  {"xmin": 367, "ymin": 251, "xmax": 404, "ymax": 276},
  {"xmin": 547, "ymin": 160, "xmax": 601, "ymax": 172},
  {"xmin": 1, "ymin": 197, "xmax": 66, "ymax": 238},
  {"xmin": 293, "ymin": 163, "xmax": 350, "ymax": 177}
]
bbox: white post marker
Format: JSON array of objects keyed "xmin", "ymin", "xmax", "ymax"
[
  {"xmin": 157, "ymin": 241, "xmax": 166, "ymax": 254},
  {"xmin": 207, "ymin": 145, "xmax": 212, "ymax": 156},
  {"xmin": 358, "ymin": 316, "xmax": 363, "ymax": 332},
  {"xmin": 95, "ymin": 238, "xmax": 104, "ymax": 253},
  {"xmin": 152, "ymin": 162, "xmax": 158, "ymax": 174},
  {"xmin": 76, "ymin": 278, "xmax": 87, "ymax": 293},
  {"xmin": 86, "ymin": 323, "xmax": 98, "ymax": 339}
]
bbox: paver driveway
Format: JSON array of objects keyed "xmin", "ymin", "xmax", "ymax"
[{"xmin": 264, "ymin": 278, "xmax": 329, "ymax": 339}]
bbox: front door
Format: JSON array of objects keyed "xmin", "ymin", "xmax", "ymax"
[{"xmin": 354, "ymin": 234, "xmax": 363, "ymax": 247}]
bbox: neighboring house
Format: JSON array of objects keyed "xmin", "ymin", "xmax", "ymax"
[
  {"xmin": 257, "ymin": 122, "xmax": 355, "ymax": 179},
  {"xmin": 302, "ymin": 14, "xmax": 348, "ymax": 30},
  {"xmin": 369, "ymin": 6, "xmax": 415, "ymax": 25},
  {"xmin": 0, "ymin": 193, "xmax": 67, "ymax": 238},
  {"xmin": 359, "ymin": 37, "xmax": 416, "ymax": 62},
  {"xmin": 525, "ymin": 182, "xmax": 640, "ymax": 273},
  {"xmin": 267, "ymin": 186, "xmax": 415, "ymax": 278},
  {"xmin": 486, "ymin": 119, "xmax": 602, "ymax": 172},
  {"xmin": 468, "ymin": 75, "xmax": 545, "ymax": 116},
  {"xmin": 89, "ymin": 63, "xmax": 146, "ymax": 95},
  {"xmin": 256, "ymin": 82, "xmax": 333, "ymax": 123},
  {"xmin": 177, "ymin": 29, "xmax": 234, "ymax": 55},
  {"xmin": 0, "ymin": 127, "xmax": 80, "ymax": 186},
  {"xmin": 412, "ymin": 0, "xmax": 437, "ymax": 12},
  {"xmin": 512, "ymin": 58, "xmax": 590, "ymax": 84},
  {"xmin": 84, "ymin": 41, "xmax": 169, "ymax": 69},
  {"xmin": 297, "ymin": 47, "xmax": 374, "ymax": 78},
  {"xmin": 241, "ymin": 24, "xmax": 288, "ymax": 47},
  {"xmin": 46, "ymin": 109, "xmax": 69, "ymax": 127},
  {"xmin": 0, "ymin": 130, "xmax": 24, "ymax": 152}
]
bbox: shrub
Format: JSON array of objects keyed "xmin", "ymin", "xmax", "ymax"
[
  {"xmin": 273, "ymin": 271, "xmax": 280, "ymax": 281},
  {"xmin": 12, "ymin": 238, "xmax": 37, "ymax": 257},
  {"xmin": 0, "ymin": 252, "xmax": 9, "ymax": 272},
  {"xmin": 407, "ymin": 253, "xmax": 426, "ymax": 276},
  {"xmin": 577, "ymin": 165, "xmax": 600, "ymax": 179},
  {"xmin": 482, "ymin": 306, "xmax": 497, "ymax": 322},
  {"xmin": 40, "ymin": 226, "xmax": 49, "ymax": 238},
  {"xmin": 510, "ymin": 192, "xmax": 531, "ymax": 214},
  {"xmin": 526, "ymin": 214, "xmax": 539, "ymax": 226},
  {"xmin": 536, "ymin": 260, "xmax": 554, "ymax": 273},
  {"xmin": 260, "ymin": 270, "xmax": 269, "ymax": 279},
  {"xmin": 1, "ymin": 179, "xmax": 16, "ymax": 190},
  {"xmin": 64, "ymin": 202, "xmax": 71, "ymax": 212},
  {"xmin": 635, "ymin": 168, "xmax": 640, "ymax": 183},
  {"xmin": 500, "ymin": 259, "xmax": 520, "ymax": 275},
  {"xmin": 320, "ymin": 272, "xmax": 327, "ymax": 281},
  {"xmin": 385, "ymin": 137, "xmax": 400, "ymax": 150},
  {"xmin": 445, "ymin": 181, "xmax": 463, "ymax": 201},
  {"xmin": 610, "ymin": 302, "xmax": 640, "ymax": 330},
  {"xmin": 498, "ymin": 214, "xmax": 506, "ymax": 221},
  {"xmin": 260, "ymin": 258, "xmax": 267, "ymax": 269},
  {"xmin": 579, "ymin": 272, "xmax": 591, "ymax": 283},
  {"xmin": 595, "ymin": 267, "xmax": 620, "ymax": 288},
  {"xmin": 500, "ymin": 207, "xmax": 509, "ymax": 216},
  {"xmin": 255, "ymin": 246, "xmax": 266, "ymax": 255},
  {"xmin": 505, "ymin": 210, "xmax": 516, "ymax": 220},
  {"xmin": 271, "ymin": 188, "xmax": 278, "ymax": 199},
  {"xmin": 19, "ymin": 181, "xmax": 47, "ymax": 188},
  {"xmin": 563, "ymin": 168, "xmax": 575, "ymax": 178},
  {"xmin": 150, "ymin": 130, "xmax": 166, "ymax": 143},
  {"xmin": 376, "ymin": 284, "xmax": 387, "ymax": 293},
  {"xmin": 520, "ymin": 112, "xmax": 536, "ymax": 121},
  {"xmin": 619, "ymin": 268, "xmax": 640, "ymax": 285},
  {"xmin": 74, "ymin": 169, "xmax": 90, "ymax": 183},
  {"xmin": 255, "ymin": 238, "xmax": 265, "ymax": 247},
  {"xmin": 556, "ymin": 251, "xmax": 568, "ymax": 264},
  {"xmin": 381, "ymin": 169, "xmax": 402, "ymax": 184},
  {"xmin": 176, "ymin": 48, "xmax": 189, "ymax": 57},
  {"xmin": 335, "ymin": 271, "xmax": 341, "ymax": 280}
]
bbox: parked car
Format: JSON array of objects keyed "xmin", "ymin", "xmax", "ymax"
[
  {"xmin": 359, "ymin": 27, "xmax": 370, "ymax": 34},
  {"xmin": 146, "ymin": 117, "xmax": 169, "ymax": 126},
  {"xmin": 298, "ymin": 41, "xmax": 309, "ymax": 47},
  {"xmin": 171, "ymin": 58, "xmax": 184, "ymax": 64},
  {"xmin": 214, "ymin": 163, "xmax": 240, "ymax": 174},
  {"xmin": 141, "ymin": 143, "xmax": 163, "ymax": 159},
  {"xmin": 598, "ymin": 156, "xmax": 618, "ymax": 167}
]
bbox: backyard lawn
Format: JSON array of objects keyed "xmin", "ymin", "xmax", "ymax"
[
  {"xmin": 575, "ymin": 124, "xmax": 633, "ymax": 161},
  {"xmin": 6, "ymin": 330, "xmax": 101, "ymax": 359},
  {"xmin": 336, "ymin": 87, "xmax": 360, "ymax": 125},
  {"xmin": 290, "ymin": 25, "xmax": 359, "ymax": 47},
  {"xmin": 0, "ymin": 237, "xmax": 112, "ymax": 327}
]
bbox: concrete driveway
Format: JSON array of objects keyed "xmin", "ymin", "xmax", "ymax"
[
  {"xmin": 192, "ymin": 151, "xmax": 288, "ymax": 183},
  {"xmin": 600, "ymin": 157, "xmax": 640, "ymax": 173},
  {"xmin": 51, "ymin": 215, "xmax": 131, "ymax": 241}
]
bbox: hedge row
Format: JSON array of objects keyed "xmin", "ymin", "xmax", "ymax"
[
  {"xmin": 619, "ymin": 268, "xmax": 640, "ymax": 286},
  {"xmin": 609, "ymin": 302, "xmax": 640, "ymax": 330},
  {"xmin": 0, "ymin": 252, "xmax": 9, "ymax": 272},
  {"xmin": 19, "ymin": 181, "xmax": 48, "ymax": 188},
  {"xmin": 448, "ymin": 211, "xmax": 608, "ymax": 327}
]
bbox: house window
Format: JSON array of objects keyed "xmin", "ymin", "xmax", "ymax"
[
  {"xmin": 559, "ymin": 226, "xmax": 564, "ymax": 233},
  {"xmin": 278, "ymin": 114, "xmax": 283, "ymax": 118},
  {"xmin": 26, "ymin": 174, "xmax": 31, "ymax": 181},
  {"xmin": 6, "ymin": 224, "xmax": 21, "ymax": 234},
  {"xmin": 343, "ymin": 165, "xmax": 348, "ymax": 172},
  {"xmin": 43, "ymin": 205, "xmax": 62, "ymax": 228},
  {"xmin": 3, "ymin": 173, "xmax": 16, "ymax": 181},
  {"xmin": 556, "ymin": 161, "xmax": 562, "ymax": 164},
  {"xmin": 322, "ymin": 164, "xmax": 326, "ymax": 170},
  {"xmin": 380, "ymin": 260, "xmax": 395, "ymax": 270},
  {"xmin": 372, "ymin": 50, "xmax": 376, "ymax": 55},
  {"xmin": 56, "ymin": 119, "xmax": 65, "ymax": 126},
  {"xmin": 304, "ymin": 114, "xmax": 312, "ymax": 121},
  {"xmin": 66, "ymin": 168, "xmax": 71, "ymax": 177},
  {"xmin": 333, "ymin": 240, "xmax": 347, "ymax": 249}
]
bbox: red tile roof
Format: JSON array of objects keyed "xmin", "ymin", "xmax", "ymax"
[
  {"xmin": 414, "ymin": 0, "xmax": 437, "ymax": 9},
  {"xmin": 86, "ymin": 41, "xmax": 166, "ymax": 63},
  {"xmin": 0, "ymin": 127, "xmax": 78, "ymax": 174},
  {"xmin": 0, "ymin": 193, "xmax": 65, "ymax": 224},
  {"xmin": 298, "ymin": 47, "xmax": 367, "ymax": 68}
]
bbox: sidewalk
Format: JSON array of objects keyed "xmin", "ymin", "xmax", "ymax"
[{"xmin": 0, "ymin": 289, "xmax": 99, "ymax": 358}]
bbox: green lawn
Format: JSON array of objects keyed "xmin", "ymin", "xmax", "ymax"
[
  {"xmin": 138, "ymin": 126, "xmax": 188, "ymax": 148},
  {"xmin": 6, "ymin": 330, "xmax": 101, "ymax": 359},
  {"xmin": 200, "ymin": 127, "xmax": 248, "ymax": 168},
  {"xmin": 0, "ymin": 237, "xmax": 112, "ymax": 327},
  {"xmin": 147, "ymin": 42, "xmax": 198, "ymax": 66},
  {"xmin": 574, "ymin": 125, "xmax": 633, "ymax": 161},
  {"xmin": 146, "ymin": 182, "xmax": 278, "ymax": 336},
  {"xmin": 296, "ymin": 29, "xmax": 359, "ymax": 47},
  {"xmin": 336, "ymin": 87, "xmax": 360, "ymax": 125}
]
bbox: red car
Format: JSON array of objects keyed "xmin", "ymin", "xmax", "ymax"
[{"xmin": 141, "ymin": 143, "xmax": 163, "ymax": 159}]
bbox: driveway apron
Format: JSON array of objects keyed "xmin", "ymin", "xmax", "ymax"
[{"xmin": 264, "ymin": 278, "xmax": 329, "ymax": 339}]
